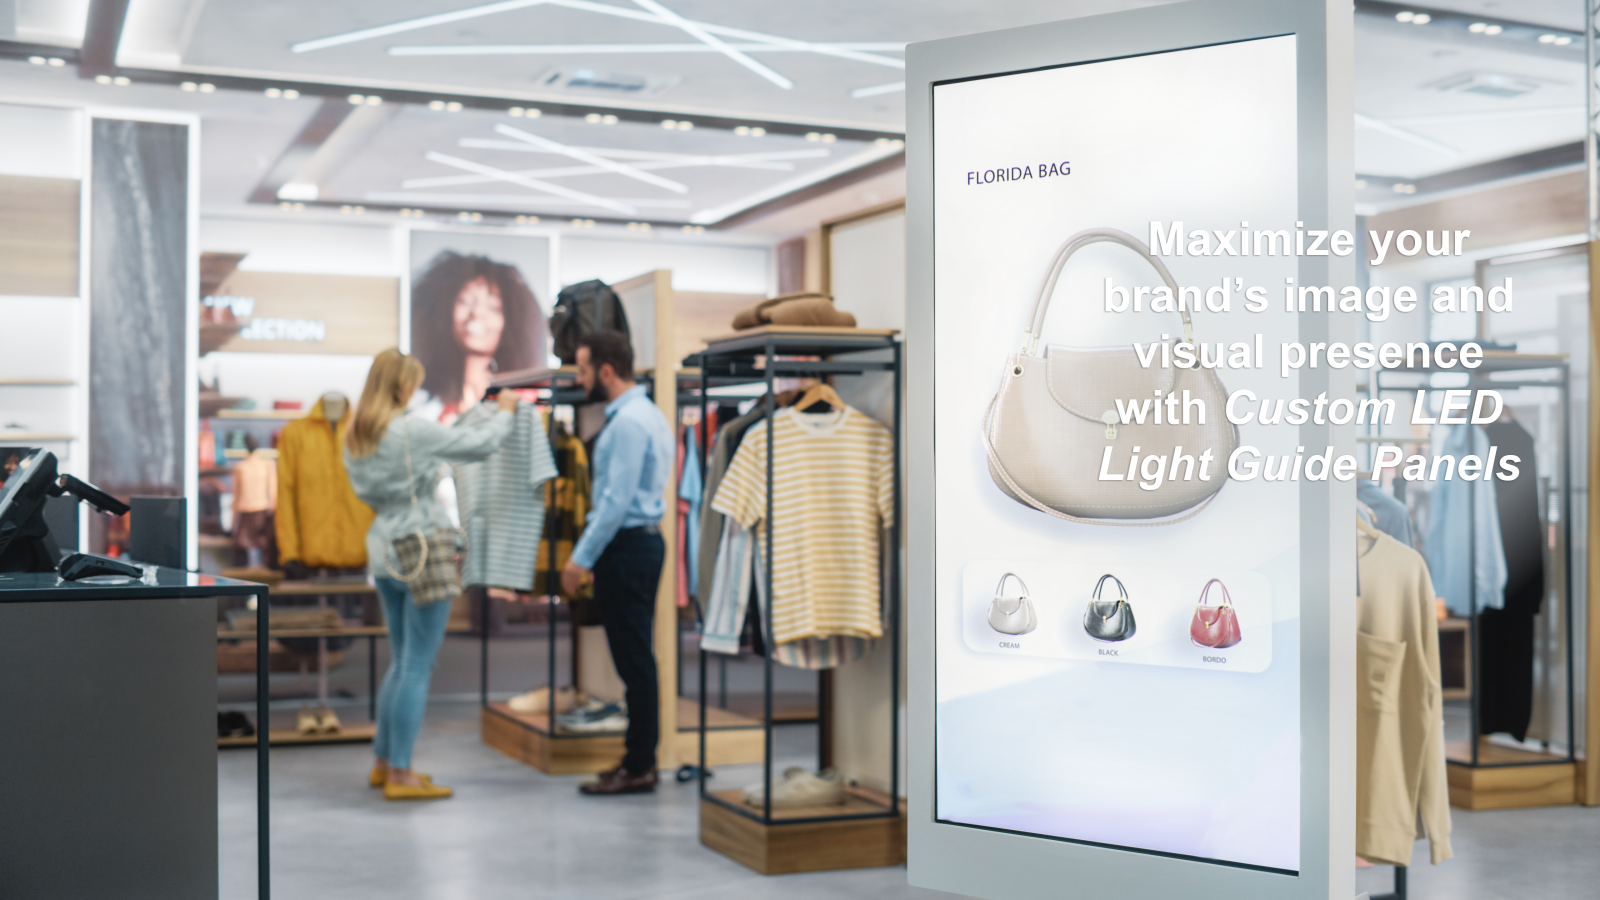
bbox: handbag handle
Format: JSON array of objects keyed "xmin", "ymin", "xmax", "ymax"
[
  {"xmin": 385, "ymin": 415, "xmax": 429, "ymax": 582},
  {"xmin": 1196, "ymin": 578, "xmax": 1233, "ymax": 608},
  {"xmin": 1090, "ymin": 573, "xmax": 1128, "ymax": 602},
  {"xmin": 1021, "ymin": 227, "xmax": 1190, "ymax": 356},
  {"xmin": 993, "ymin": 572, "xmax": 1028, "ymax": 603}
]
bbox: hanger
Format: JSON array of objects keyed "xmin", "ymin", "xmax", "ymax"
[
  {"xmin": 796, "ymin": 382, "xmax": 843, "ymax": 413},
  {"xmin": 1356, "ymin": 511, "xmax": 1382, "ymax": 539}
]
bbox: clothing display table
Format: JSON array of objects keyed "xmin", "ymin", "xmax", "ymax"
[{"xmin": 0, "ymin": 567, "xmax": 262, "ymax": 900}]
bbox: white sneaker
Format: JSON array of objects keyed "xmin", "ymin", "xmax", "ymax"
[
  {"xmin": 509, "ymin": 686, "xmax": 585, "ymax": 714},
  {"xmin": 742, "ymin": 767, "xmax": 846, "ymax": 809}
]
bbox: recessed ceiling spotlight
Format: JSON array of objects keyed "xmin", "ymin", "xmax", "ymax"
[
  {"xmin": 365, "ymin": 95, "xmax": 382, "ymax": 105},
  {"xmin": 429, "ymin": 100, "xmax": 446, "ymax": 110},
  {"xmin": 601, "ymin": 114, "xmax": 617, "ymax": 125},
  {"xmin": 509, "ymin": 107, "xmax": 525, "ymax": 116},
  {"xmin": 181, "ymin": 81, "xmax": 198, "ymax": 92},
  {"xmin": 1355, "ymin": 178, "xmax": 1368, "ymax": 189},
  {"xmin": 446, "ymin": 101, "xmax": 462, "ymax": 112},
  {"xmin": 293, "ymin": 202, "xmax": 305, "ymax": 210},
  {"xmin": 680, "ymin": 225, "xmax": 704, "ymax": 234},
  {"xmin": 265, "ymin": 88, "xmax": 282, "ymax": 98},
  {"xmin": 283, "ymin": 89, "xmax": 299, "ymax": 99},
  {"xmin": 678, "ymin": 121, "xmax": 692, "ymax": 131},
  {"xmin": 348, "ymin": 94, "xmax": 365, "ymax": 104},
  {"xmin": 48, "ymin": 57, "xmax": 65, "ymax": 67},
  {"xmin": 1468, "ymin": 22, "xmax": 1487, "ymax": 33},
  {"xmin": 1538, "ymin": 34, "xmax": 1556, "ymax": 43},
  {"xmin": 805, "ymin": 132, "xmax": 821, "ymax": 141},
  {"xmin": 95, "ymin": 75, "xmax": 111, "ymax": 84},
  {"xmin": 354, "ymin": 206, "xmax": 365, "ymax": 214},
  {"xmin": 874, "ymin": 137, "xmax": 889, "ymax": 146},
  {"xmin": 1554, "ymin": 36, "xmax": 1573, "ymax": 46},
  {"xmin": 27, "ymin": 56, "xmax": 45, "ymax": 65},
  {"xmin": 735, "ymin": 126, "xmax": 750, "ymax": 136},
  {"xmin": 1483, "ymin": 24, "xmax": 1502, "ymax": 35},
  {"xmin": 662, "ymin": 120, "xmax": 678, "ymax": 129},
  {"xmin": 341, "ymin": 205, "xmax": 353, "ymax": 214},
  {"xmin": 821, "ymin": 133, "xmax": 836, "ymax": 142},
  {"xmin": 1392, "ymin": 183, "xmax": 1417, "ymax": 194},
  {"xmin": 113, "ymin": 76, "xmax": 131, "ymax": 86},
  {"xmin": 280, "ymin": 201, "xmax": 292, "ymax": 210},
  {"xmin": 1395, "ymin": 11, "xmax": 1414, "ymax": 22},
  {"xmin": 515, "ymin": 215, "xmax": 538, "ymax": 224},
  {"xmin": 749, "ymin": 127, "xmax": 765, "ymax": 137},
  {"xmin": 890, "ymin": 139, "xmax": 904, "ymax": 149},
  {"xmin": 585, "ymin": 113, "xmax": 602, "ymax": 123},
  {"xmin": 198, "ymin": 82, "xmax": 215, "ymax": 93},
  {"xmin": 1412, "ymin": 13, "xmax": 1430, "ymax": 24}
]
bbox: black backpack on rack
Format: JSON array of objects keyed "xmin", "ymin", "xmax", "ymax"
[{"xmin": 549, "ymin": 279, "xmax": 631, "ymax": 365}]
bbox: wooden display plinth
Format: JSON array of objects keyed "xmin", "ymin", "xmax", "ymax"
[
  {"xmin": 1446, "ymin": 738, "xmax": 1576, "ymax": 810},
  {"xmin": 484, "ymin": 697, "xmax": 766, "ymax": 775},
  {"xmin": 482, "ymin": 703, "xmax": 625, "ymax": 775},
  {"xmin": 218, "ymin": 721, "xmax": 376, "ymax": 748},
  {"xmin": 700, "ymin": 787, "xmax": 906, "ymax": 875}
]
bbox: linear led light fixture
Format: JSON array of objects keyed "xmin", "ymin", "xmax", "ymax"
[
  {"xmin": 630, "ymin": 0, "xmax": 792, "ymax": 89},
  {"xmin": 423, "ymin": 151, "xmax": 638, "ymax": 214},
  {"xmin": 407, "ymin": 145, "xmax": 830, "ymax": 188},
  {"xmin": 851, "ymin": 81, "xmax": 906, "ymax": 98},
  {"xmin": 291, "ymin": 0, "xmax": 905, "ymax": 69},
  {"xmin": 389, "ymin": 42, "xmax": 907, "ymax": 56},
  {"xmin": 1353, "ymin": 112, "xmax": 1458, "ymax": 157},
  {"xmin": 492, "ymin": 123, "xmax": 690, "ymax": 192}
]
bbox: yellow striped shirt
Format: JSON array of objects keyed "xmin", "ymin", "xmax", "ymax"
[{"xmin": 711, "ymin": 406, "xmax": 894, "ymax": 644}]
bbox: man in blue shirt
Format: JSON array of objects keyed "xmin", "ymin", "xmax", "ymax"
[{"xmin": 562, "ymin": 330, "xmax": 674, "ymax": 794}]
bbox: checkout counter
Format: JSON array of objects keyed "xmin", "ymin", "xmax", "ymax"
[{"xmin": 0, "ymin": 449, "xmax": 267, "ymax": 898}]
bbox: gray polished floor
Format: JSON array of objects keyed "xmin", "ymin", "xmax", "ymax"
[{"xmin": 220, "ymin": 698, "xmax": 1600, "ymax": 899}]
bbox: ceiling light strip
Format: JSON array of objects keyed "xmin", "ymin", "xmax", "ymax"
[
  {"xmin": 628, "ymin": 0, "xmax": 792, "ymax": 89},
  {"xmin": 424, "ymin": 150, "xmax": 637, "ymax": 213},
  {"xmin": 851, "ymin": 81, "xmax": 906, "ymax": 98},
  {"xmin": 292, "ymin": 0, "xmax": 554, "ymax": 52},
  {"xmin": 493, "ymin": 123, "xmax": 690, "ymax": 192},
  {"xmin": 388, "ymin": 42, "xmax": 907, "ymax": 56}
]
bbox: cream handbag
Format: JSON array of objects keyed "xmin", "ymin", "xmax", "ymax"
[
  {"xmin": 983, "ymin": 228, "xmax": 1237, "ymax": 524},
  {"xmin": 987, "ymin": 573, "xmax": 1036, "ymax": 635}
]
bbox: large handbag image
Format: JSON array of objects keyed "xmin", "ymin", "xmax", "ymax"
[
  {"xmin": 987, "ymin": 573, "xmax": 1037, "ymax": 635},
  {"xmin": 983, "ymin": 227, "xmax": 1238, "ymax": 523},
  {"xmin": 1189, "ymin": 578, "xmax": 1242, "ymax": 648},
  {"xmin": 1083, "ymin": 574, "xmax": 1136, "ymax": 643}
]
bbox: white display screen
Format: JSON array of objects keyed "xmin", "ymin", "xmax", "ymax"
[{"xmin": 932, "ymin": 35, "xmax": 1303, "ymax": 873}]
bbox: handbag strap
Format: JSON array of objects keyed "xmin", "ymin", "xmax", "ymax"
[
  {"xmin": 1091, "ymin": 574, "xmax": 1128, "ymax": 602},
  {"xmin": 982, "ymin": 393, "xmax": 1220, "ymax": 527},
  {"xmin": 1196, "ymin": 578, "xmax": 1233, "ymax": 608},
  {"xmin": 993, "ymin": 572, "xmax": 1028, "ymax": 603},
  {"xmin": 1021, "ymin": 227, "xmax": 1190, "ymax": 356},
  {"xmin": 384, "ymin": 415, "xmax": 430, "ymax": 582}
]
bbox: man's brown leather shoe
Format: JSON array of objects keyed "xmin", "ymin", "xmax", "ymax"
[{"xmin": 579, "ymin": 765, "xmax": 657, "ymax": 795}]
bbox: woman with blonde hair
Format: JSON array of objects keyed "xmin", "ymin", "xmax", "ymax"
[{"xmin": 345, "ymin": 348, "xmax": 518, "ymax": 800}]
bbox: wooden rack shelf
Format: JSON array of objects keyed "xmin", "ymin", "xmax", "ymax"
[{"xmin": 0, "ymin": 378, "xmax": 75, "ymax": 386}]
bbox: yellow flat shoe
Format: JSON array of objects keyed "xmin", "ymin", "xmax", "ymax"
[
  {"xmin": 384, "ymin": 777, "xmax": 453, "ymax": 801},
  {"xmin": 369, "ymin": 766, "xmax": 387, "ymax": 788}
]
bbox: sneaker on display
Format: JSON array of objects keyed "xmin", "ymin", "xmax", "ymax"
[{"xmin": 742, "ymin": 767, "xmax": 847, "ymax": 810}]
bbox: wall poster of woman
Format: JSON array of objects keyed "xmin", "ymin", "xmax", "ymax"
[{"xmin": 407, "ymin": 231, "xmax": 553, "ymax": 424}]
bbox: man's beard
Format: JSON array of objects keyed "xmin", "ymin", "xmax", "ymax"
[{"xmin": 586, "ymin": 380, "xmax": 608, "ymax": 404}]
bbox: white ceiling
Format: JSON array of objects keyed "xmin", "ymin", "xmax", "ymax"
[{"xmin": 2, "ymin": 0, "xmax": 1590, "ymax": 230}]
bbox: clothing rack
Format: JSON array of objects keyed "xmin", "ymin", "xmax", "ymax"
[
  {"xmin": 686, "ymin": 327, "xmax": 904, "ymax": 857},
  {"xmin": 1368, "ymin": 351, "xmax": 1576, "ymax": 801},
  {"xmin": 479, "ymin": 367, "xmax": 590, "ymax": 740}
]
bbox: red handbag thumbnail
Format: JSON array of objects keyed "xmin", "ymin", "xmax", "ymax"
[{"xmin": 1189, "ymin": 578, "xmax": 1242, "ymax": 649}]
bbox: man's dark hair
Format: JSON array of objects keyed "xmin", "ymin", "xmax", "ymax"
[{"xmin": 578, "ymin": 330, "xmax": 634, "ymax": 381}]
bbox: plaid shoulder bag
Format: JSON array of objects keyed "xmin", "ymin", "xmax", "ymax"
[{"xmin": 385, "ymin": 416, "xmax": 465, "ymax": 606}]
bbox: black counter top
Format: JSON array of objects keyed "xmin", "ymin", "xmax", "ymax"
[{"xmin": 0, "ymin": 565, "xmax": 265, "ymax": 602}]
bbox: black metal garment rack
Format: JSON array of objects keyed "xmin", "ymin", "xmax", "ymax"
[
  {"xmin": 1369, "ymin": 352, "xmax": 1576, "ymax": 773},
  {"xmin": 687, "ymin": 329, "xmax": 902, "ymax": 827},
  {"xmin": 479, "ymin": 368, "xmax": 595, "ymax": 738}
]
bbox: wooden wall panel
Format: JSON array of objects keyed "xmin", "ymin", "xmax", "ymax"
[
  {"xmin": 1366, "ymin": 170, "xmax": 1586, "ymax": 256},
  {"xmin": 0, "ymin": 175, "xmax": 79, "ymax": 296}
]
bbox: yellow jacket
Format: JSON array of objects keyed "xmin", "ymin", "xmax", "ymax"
[
  {"xmin": 1355, "ymin": 525, "xmax": 1452, "ymax": 867},
  {"xmin": 275, "ymin": 398, "xmax": 374, "ymax": 568}
]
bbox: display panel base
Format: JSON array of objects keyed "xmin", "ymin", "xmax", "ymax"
[
  {"xmin": 217, "ymin": 721, "xmax": 376, "ymax": 748},
  {"xmin": 1447, "ymin": 755, "xmax": 1575, "ymax": 811},
  {"xmin": 699, "ymin": 788, "xmax": 906, "ymax": 875}
]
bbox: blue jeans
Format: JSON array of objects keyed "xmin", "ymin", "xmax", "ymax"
[{"xmin": 373, "ymin": 577, "xmax": 452, "ymax": 769}]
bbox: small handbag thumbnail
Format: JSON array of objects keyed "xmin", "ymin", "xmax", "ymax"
[
  {"xmin": 1083, "ymin": 574, "xmax": 1136, "ymax": 642},
  {"xmin": 987, "ymin": 572, "xmax": 1037, "ymax": 635},
  {"xmin": 1189, "ymin": 578, "xmax": 1242, "ymax": 648}
]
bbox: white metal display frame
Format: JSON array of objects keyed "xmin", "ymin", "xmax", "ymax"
[{"xmin": 903, "ymin": 1, "xmax": 1356, "ymax": 898}]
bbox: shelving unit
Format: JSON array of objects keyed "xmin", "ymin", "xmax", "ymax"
[
  {"xmin": 686, "ymin": 327, "xmax": 905, "ymax": 874},
  {"xmin": 1367, "ymin": 351, "xmax": 1576, "ymax": 810}
]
